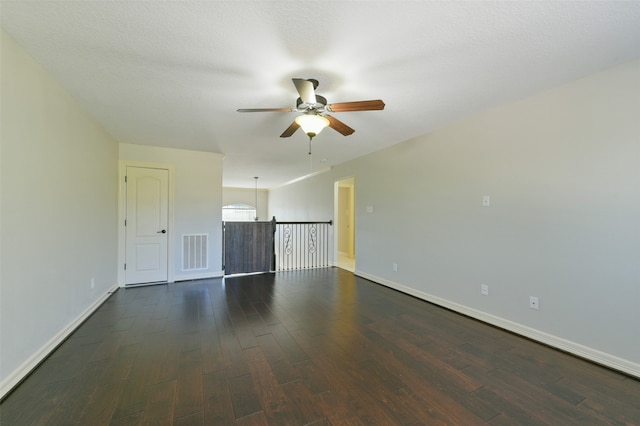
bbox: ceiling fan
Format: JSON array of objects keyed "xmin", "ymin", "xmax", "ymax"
[{"xmin": 237, "ymin": 78, "xmax": 385, "ymax": 140}]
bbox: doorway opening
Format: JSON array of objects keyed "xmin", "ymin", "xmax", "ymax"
[{"xmin": 335, "ymin": 177, "xmax": 356, "ymax": 272}]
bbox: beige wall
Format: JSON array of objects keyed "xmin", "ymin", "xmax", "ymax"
[
  {"xmin": 269, "ymin": 60, "xmax": 640, "ymax": 376},
  {"xmin": 223, "ymin": 187, "xmax": 269, "ymax": 221},
  {"xmin": 1, "ymin": 30, "xmax": 119, "ymax": 394},
  {"xmin": 119, "ymin": 144, "xmax": 224, "ymax": 281}
]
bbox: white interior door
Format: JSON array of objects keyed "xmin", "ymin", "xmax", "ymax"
[{"xmin": 125, "ymin": 166, "xmax": 169, "ymax": 284}]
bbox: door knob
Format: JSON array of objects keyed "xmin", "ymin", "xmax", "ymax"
[{"xmin": 157, "ymin": 229, "xmax": 167, "ymax": 234}]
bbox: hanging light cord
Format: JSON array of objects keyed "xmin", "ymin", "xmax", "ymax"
[{"xmin": 254, "ymin": 176, "xmax": 259, "ymax": 221}]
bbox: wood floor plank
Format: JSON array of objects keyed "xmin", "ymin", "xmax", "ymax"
[
  {"xmin": 0, "ymin": 377, "xmax": 72, "ymax": 425},
  {"xmin": 235, "ymin": 411, "xmax": 270, "ymax": 426},
  {"xmin": 482, "ymin": 367, "xmax": 598, "ymax": 424},
  {"xmin": 151, "ymin": 334, "xmax": 181, "ymax": 384},
  {"xmin": 247, "ymin": 312, "xmax": 271, "ymax": 337},
  {"xmin": 76, "ymin": 381, "xmax": 124, "ymax": 425},
  {"xmin": 45, "ymin": 359, "xmax": 112, "ymax": 424},
  {"xmin": 173, "ymin": 349, "xmax": 204, "ymax": 420},
  {"xmin": 314, "ymin": 385, "xmax": 401, "ymax": 425},
  {"xmin": 472, "ymin": 386, "xmax": 540, "ymax": 424},
  {"xmin": 108, "ymin": 410, "xmax": 144, "ymax": 425},
  {"xmin": 243, "ymin": 346, "xmax": 309, "ymax": 425},
  {"xmin": 110, "ymin": 338, "xmax": 161, "ymax": 420},
  {"xmin": 279, "ymin": 380, "xmax": 325, "ymax": 423},
  {"xmin": 99, "ymin": 341, "xmax": 139, "ymax": 384},
  {"xmin": 228, "ymin": 373, "xmax": 262, "ymax": 420},
  {"xmin": 173, "ymin": 411, "xmax": 204, "ymax": 426},
  {"xmin": 357, "ymin": 358, "xmax": 406, "ymax": 393},
  {"xmin": 202, "ymin": 370, "xmax": 235, "ymax": 425},
  {"xmin": 199, "ymin": 326, "xmax": 225, "ymax": 374},
  {"xmin": 253, "ymin": 301, "xmax": 281, "ymax": 326},
  {"xmin": 218, "ymin": 329, "xmax": 251, "ymax": 378},
  {"xmin": 297, "ymin": 345, "xmax": 415, "ymax": 424},
  {"xmin": 234, "ymin": 322, "xmax": 260, "ymax": 350},
  {"xmin": 554, "ymin": 376, "xmax": 640, "ymax": 423},
  {"xmin": 365, "ymin": 321, "xmax": 483, "ymax": 393},
  {"xmin": 3, "ymin": 270, "xmax": 639, "ymax": 425},
  {"xmin": 255, "ymin": 333, "xmax": 300, "ymax": 385},
  {"xmin": 268, "ymin": 323, "xmax": 310, "ymax": 364},
  {"xmin": 90, "ymin": 329, "xmax": 126, "ymax": 362},
  {"xmin": 29, "ymin": 340, "xmax": 102, "ymax": 385},
  {"xmin": 293, "ymin": 359, "xmax": 332, "ymax": 395},
  {"xmin": 143, "ymin": 379, "xmax": 177, "ymax": 425}
]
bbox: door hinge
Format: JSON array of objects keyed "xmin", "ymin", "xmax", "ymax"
[
  {"xmin": 124, "ymin": 219, "xmax": 127, "ymax": 226},
  {"xmin": 124, "ymin": 175, "xmax": 127, "ymax": 183},
  {"xmin": 124, "ymin": 263, "xmax": 127, "ymax": 271}
]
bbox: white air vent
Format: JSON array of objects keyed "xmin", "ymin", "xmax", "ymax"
[{"xmin": 182, "ymin": 234, "xmax": 208, "ymax": 271}]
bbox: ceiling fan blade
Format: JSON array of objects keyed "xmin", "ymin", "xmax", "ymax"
[
  {"xmin": 280, "ymin": 121, "xmax": 300, "ymax": 138},
  {"xmin": 326, "ymin": 115, "xmax": 355, "ymax": 136},
  {"xmin": 327, "ymin": 99, "xmax": 385, "ymax": 112},
  {"xmin": 237, "ymin": 108, "xmax": 292, "ymax": 112},
  {"xmin": 292, "ymin": 78, "xmax": 317, "ymax": 104}
]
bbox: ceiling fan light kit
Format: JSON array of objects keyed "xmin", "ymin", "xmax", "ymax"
[
  {"xmin": 238, "ymin": 78, "xmax": 385, "ymax": 143},
  {"xmin": 295, "ymin": 114, "xmax": 330, "ymax": 138}
]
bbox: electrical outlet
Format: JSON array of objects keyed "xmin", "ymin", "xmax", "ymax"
[
  {"xmin": 481, "ymin": 284, "xmax": 489, "ymax": 296},
  {"xmin": 529, "ymin": 296, "xmax": 539, "ymax": 310},
  {"xmin": 392, "ymin": 263, "xmax": 398, "ymax": 272}
]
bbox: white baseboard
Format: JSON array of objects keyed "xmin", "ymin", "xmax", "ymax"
[
  {"xmin": 174, "ymin": 270, "xmax": 224, "ymax": 282},
  {"xmin": 354, "ymin": 270, "xmax": 640, "ymax": 379},
  {"xmin": 0, "ymin": 283, "xmax": 119, "ymax": 400}
]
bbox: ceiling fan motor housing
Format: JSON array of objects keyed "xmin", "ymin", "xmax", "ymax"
[{"xmin": 296, "ymin": 95, "xmax": 327, "ymax": 112}]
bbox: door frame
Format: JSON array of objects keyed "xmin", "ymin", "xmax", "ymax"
[
  {"xmin": 334, "ymin": 176, "xmax": 356, "ymax": 271},
  {"xmin": 118, "ymin": 160, "xmax": 176, "ymax": 287}
]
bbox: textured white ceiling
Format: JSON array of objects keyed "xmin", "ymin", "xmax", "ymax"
[{"xmin": 2, "ymin": 1, "xmax": 640, "ymax": 188}]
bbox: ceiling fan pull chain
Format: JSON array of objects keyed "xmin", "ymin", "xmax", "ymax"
[{"xmin": 308, "ymin": 136, "xmax": 312, "ymax": 155}]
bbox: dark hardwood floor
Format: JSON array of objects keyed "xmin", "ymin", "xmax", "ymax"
[{"xmin": 2, "ymin": 268, "xmax": 639, "ymax": 425}]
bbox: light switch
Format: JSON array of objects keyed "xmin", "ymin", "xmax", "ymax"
[{"xmin": 482, "ymin": 196, "xmax": 490, "ymax": 207}]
